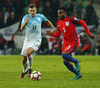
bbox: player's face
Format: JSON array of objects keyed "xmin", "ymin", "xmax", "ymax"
[
  {"xmin": 58, "ymin": 9, "xmax": 66, "ymax": 20},
  {"xmin": 28, "ymin": 7, "xmax": 37, "ymax": 17}
]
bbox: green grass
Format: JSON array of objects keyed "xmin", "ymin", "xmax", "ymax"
[{"xmin": 0, "ymin": 55, "xmax": 100, "ymax": 88}]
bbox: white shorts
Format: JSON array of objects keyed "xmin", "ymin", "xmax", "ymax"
[{"xmin": 21, "ymin": 41, "xmax": 41, "ymax": 56}]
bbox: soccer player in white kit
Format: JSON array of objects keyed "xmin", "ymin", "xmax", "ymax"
[{"xmin": 19, "ymin": 4, "xmax": 56, "ymax": 78}]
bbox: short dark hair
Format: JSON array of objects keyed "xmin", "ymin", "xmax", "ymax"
[
  {"xmin": 29, "ymin": 4, "xmax": 36, "ymax": 8},
  {"xmin": 58, "ymin": 7, "xmax": 66, "ymax": 12}
]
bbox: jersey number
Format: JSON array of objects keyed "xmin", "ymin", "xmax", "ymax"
[
  {"xmin": 63, "ymin": 27, "xmax": 66, "ymax": 33},
  {"xmin": 33, "ymin": 25, "xmax": 37, "ymax": 30}
]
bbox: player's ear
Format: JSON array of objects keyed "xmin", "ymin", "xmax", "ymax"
[{"xmin": 36, "ymin": 9, "xmax": 37, "ymax": 13}]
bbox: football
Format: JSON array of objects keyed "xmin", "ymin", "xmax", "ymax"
[{"xmin": 31, "ymin": 71, "xmax": 41, "ymax": 81}]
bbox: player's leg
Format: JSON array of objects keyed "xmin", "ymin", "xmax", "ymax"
[
  {"xmin": 63, "ymin": 52, "xmax": 80, "ymax": 72},
  {"xmin": 73, "ymin": 73, "xmax": 82, "ymax": 80},
  {"xmin": 61, "ymin": 44, "xmax": 81, "ymax": 72},
  {"xmin": 26, "ymin": 47, "xmax": 34, "ymax": 77},
  {"xmin": 19, "ymin": 55, "xmax": 28, "ymax": 78},
  {"xmin": 61, "ymin": 44, "xmax": 82, "ymax": 79},
  {"xmin": 62, "ymin": 51, "xmax": 77, "ymax": 63},
  {"xmin": 62, "ymin": 51, "xmax": 80, "ymax": 72},
  {"xmin": 63, "ymin": 60, "xmax": 78, "ymax": 75},
  {"xmin": 63, "ymin": 58, "xmax": 82, "ymax": 80}
]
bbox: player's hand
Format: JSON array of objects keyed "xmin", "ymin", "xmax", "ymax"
[
  {"xmin": 46, "ymin": 30, "xmax": 51, "ymax": 35},
  {"xmin": 89, "ymin": 34, "xmax": 95, "ymax": 40},
  {"xmin": 51, "ymin": 28, "xmax": 56, "ymax": 33},
  {"xmin": 25, "ymin": 16, "xmax": 30, "ymax": 23}
]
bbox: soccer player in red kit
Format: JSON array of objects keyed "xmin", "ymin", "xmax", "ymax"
[{"xmin": 46, "ymin": 7, "xmax": 95, "ymax": 80}]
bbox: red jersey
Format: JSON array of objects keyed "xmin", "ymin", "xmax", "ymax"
[{"xmin": 51, "ymin": 16, "xmax": 91, "ymax": 46}]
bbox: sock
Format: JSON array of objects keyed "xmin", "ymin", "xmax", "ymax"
[
  {"xmin": 62, "ymin": 54, "xmax": 77, "ymax": 63},
  {"xmin": 22, "ymin": 61, "xmax": 28, "ymax": 73},
  {"xmin": 63, "ymin": 61, "xmax": 78, "ymax": 75},
  {"xmin": 27, "ymin": 55, "xmax": 33, "ymax": 69}
]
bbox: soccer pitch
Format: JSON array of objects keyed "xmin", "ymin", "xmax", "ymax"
[{"xmin": 0, "ymin": 55, "xmax": 100, "ymax": 88}]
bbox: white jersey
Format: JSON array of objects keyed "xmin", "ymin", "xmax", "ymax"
[
  {"xmin": 21, "ymin": 13, "xmax": 46, "ymax": 56},
  {"xmin": 21, "ymin": 13, "xmax": 46, "ymax": 43}
]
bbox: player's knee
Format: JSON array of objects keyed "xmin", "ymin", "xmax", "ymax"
[
  {"xmin": 63, "ymin": 61, "xmax": 69, "ymax": 65},
  {"xmin": 22, "ymin": 59, "xmax": 27, "ymax": 64},
  {"xmin": 26, "ymin": 52, "xmax": 31, "ymax": 57},
  {"xmin": 63, "ymin": 61, "xmax": 66, "ymax": 65},
  {"xmin": 62, "ymin": 54, "xmax": 66, "ymax": 58},
  {"xmin": 62, "ymin": 54, "xmax": 69, "ymax": 61}
]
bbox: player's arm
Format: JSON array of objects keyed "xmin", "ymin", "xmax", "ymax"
[
  {"xmin": 69, "ymin": 17, "xmax": 95, "ymax": 39},
  {"xmin": 20, "ymin": 17, "xmax": 30, "ymax": 31},
  {"xmin": 45, "ymin": 19, "xmax": 56, "ymax": 33},
  {"xmin": 79, "ymin": 19, "xmax": 95, "ymax": 39},
  {"xmin": 46, "ymin": 28, "xmax": 61, "ymax": 38}
]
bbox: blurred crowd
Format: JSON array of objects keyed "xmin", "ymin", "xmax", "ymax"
[
  {"xmin": 36, "ymin": 33, "xmax": 100, "ymax": 56},
  {"xmin": 0, "ymin": 0, "xmax": 99, "ymax": 30},
  {"xmin": 0, "ymin": 33, "xmax": 15, "ymax": 55}
]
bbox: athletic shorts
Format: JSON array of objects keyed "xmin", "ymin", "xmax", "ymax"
[
  {"xmin": 21, "ymin": 41, "xmax": 41, "ymax": 56},
  {"xmin": 62, "ymin": 41, "xmax": 79, "ymax": 55}
]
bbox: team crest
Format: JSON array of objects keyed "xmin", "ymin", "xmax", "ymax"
[
  {"xmin": 65, "ymin": 22, "xmax": 69, "ymax": 26},
  {"xmin": 37, "ymin": 17, "xmax": 41, "ymax": 21}
]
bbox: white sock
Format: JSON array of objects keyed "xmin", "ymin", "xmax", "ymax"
[
  {"xmin": 22, "ymin": 61, "xmax": 28, "ymax": 73},
  {"xmin": 27, "ymin": 55, "xmax": 33, "ymax": 69}
]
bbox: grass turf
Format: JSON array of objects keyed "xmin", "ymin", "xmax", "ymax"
[{"xmin": 0, "ymin": 55, "xmax": 100, "ymax": 88}]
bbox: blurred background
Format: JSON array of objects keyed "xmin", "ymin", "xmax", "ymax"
[{"xmin": 0, "ymin": 0, "xmax": 100, "ymax": 55}]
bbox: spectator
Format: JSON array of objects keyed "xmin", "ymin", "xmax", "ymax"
[
  {"xmin": 7, "ymin": 35, "xmax": 15, "ymax": 55},
  {"xmin": 73, "ymin": 9, "xmax": 80, "ymax": 26},
  {"xmin": 89, "ymin": 11, "xmax": 99, "ymax": 29},
  {"xmin": 73, "ymin": 12, "xmax": 79, "ymax": 18},
  {"xmin": 96, "ymin": 35, "xmax": 100, "ymax": 55},
  {"xmin": 73, "ymin": 8, "xmax": 77, "ymax": 14},
  {"xmin": 51, "ymin": 38, "xmax": 62, "ymax": 55},
  {"xmin": 60, "ymin": 3, "xmax": 64, "ymax": 8},
  {"xmin": 43, "ymin": 1, "xmax": 54, "ymax": 27},
  {"xmin": 0, "ymin": 12, "xmax": 4, "ymax": 28},
  {"xmin": 13, "ymin": 0, "xmax": 25, "ymax": 18},
  {"xmin": 65, "ymin": 0, "xmax": 74, "ymax": 16},
  {"xmin": 0, "ymin": 33, "xmax": 8, "ymax": 55},
  {"xmin": 37, "ymin": 33, "xmax": 48, "ymax": 55},
  {"xmin": 76, "ymin": 1, "xmax": 84, "ymax": 18},
  {"xmin": 39, "ymin": 0, "xmax": 47, "ymax": 8},
  {"xmin": 0, "ymin": 0, "xmax": 4, "ymax": 13},
  {"xmin": 81, "ymin": 9, "xmax": 88, "ymax": 24},
  {"xmin": 80, "ymin": 34, "xmax": 92, "ymax": 55},
  {"xmin": 30, "ymin": 0, "xmax": 40, "ymax": 9},
  {"xmin": 4, "ymin": 0, "xmax": 14, "ymax": 13},
  {"xmin": 49, "ymin": 0, "xmax": 60, "ymax": 21},
  {"xmin": 73, "ymin": 8, "xmax": 78, "ymax": 17},
  {"xmin": 86, "ymin": 0, "xmax": 94, "ymax": 22},
  {"xmin": 4, "ymin": 0, "xmax": 14, "ymax": 24},
  {"xmin": 6, "ymin": 12, "xmax": 18, "ymax": 26}
]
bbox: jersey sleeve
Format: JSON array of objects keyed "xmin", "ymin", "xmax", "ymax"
[
  {"xmin": 51, "ymin": 28, "xmax": 61, "ymax": 38},
  {"xmin": 21, "ymin": 15, "xmax": 27, "ymax": 24},
  {"xmin": 68, "ymin": 16, "xmax": 80, "ymax": 24},
  {"xmin": 78, "ymin": 19, "xmax": 91, "ymax": 36},
  {"xmin": 68, "ymin": 16, "xmax": 91, "ymax": 36},
  {"xmin": 41, "ymin": 14, "xmax": 46, "ymax": 22}
]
